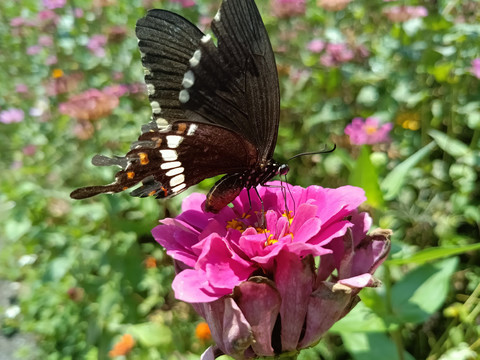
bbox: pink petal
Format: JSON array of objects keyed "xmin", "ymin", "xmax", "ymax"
[
  {"xmin": 290, "ymin": 203, "xmax": 318, "ymax": 234},
  {"xmin": 172, "ymin": 269, "xmax": 223, "ymax": 302},
  {"xmin": 203, "ymin": 297, "xmax": 253, "ymax": 357},
  {"xmin": 200, "ymin": 346, "xmax": 216, "ymax": 360},
  {"xmin": 339, "ymin": 273, "xmax": 376, "ymax": 288},
  {"xmin": 292, "ymin": 217, "xmax": 322, "ymax": 244},
  {"xmin": 196, "ymin": 235, "xmax": 255, "ymax": 290},
  {"xmin": 152, "ymin": 224, "xmax": 198, "ymax": 267},
  {"xmin": 274, "ymin": 250, "xmax": 314, "ymax": 351},
  {"xmin": 299, "ymin": 281, "xmax": 354, "ymax": 348},
  {"xmin": 235, "ymin": 278, "xmax": 281, "ymax": 356}
]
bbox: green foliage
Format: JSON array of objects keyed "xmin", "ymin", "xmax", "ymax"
[{"xmin": 1, "ymin": 0, "xmax": 479, "ymax": 359}]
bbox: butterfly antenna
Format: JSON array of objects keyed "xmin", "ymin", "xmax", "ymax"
[
  {"xmin": 287, "ymin": 144, "xmax": 336, "ymax": 162},
  {"xmin": 254, "ymin": 187, "xmax": 267, "ymax": 230}
]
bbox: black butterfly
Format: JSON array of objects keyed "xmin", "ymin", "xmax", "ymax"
[{"xmin": 70, "ymin": 0, "xmax": 289, "ymax": 213}]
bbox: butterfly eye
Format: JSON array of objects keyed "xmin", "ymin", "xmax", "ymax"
[{"xmin": 278, "ymin": 164, "xmax": 289, "ymax": 176}]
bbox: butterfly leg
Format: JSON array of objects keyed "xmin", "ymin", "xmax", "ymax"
[{"xmin": 254, "ymin": 186, "xmax": 266, "ymax": 229}]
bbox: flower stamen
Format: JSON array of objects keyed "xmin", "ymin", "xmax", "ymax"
[
  {"xmin": 226, "ymin": 219, "xmax": 246, "ymax": 231},
  {"xmin": 282, "ymin": 210, "xmax": 294, "ymax": 225}
]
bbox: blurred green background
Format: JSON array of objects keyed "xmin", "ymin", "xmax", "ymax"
[{"xmin": 1, "ymin": 0, "xmax": 480, "ymax": 359}]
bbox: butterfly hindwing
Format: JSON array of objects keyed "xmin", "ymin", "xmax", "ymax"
[{"xmin": 70, "ymin": 122, "xmax": 257, "ymax": 200}]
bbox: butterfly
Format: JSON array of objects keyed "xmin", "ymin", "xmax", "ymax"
[{"xmin": 70, "ymin": 0, "xmax": 289, "ymax": 213}]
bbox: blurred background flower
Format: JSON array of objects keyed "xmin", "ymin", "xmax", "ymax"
[
  {"xmin": 345, "ymin": 117, "xmax": 393, "ymax": 145},
  {"xmin": 59, "ymin": 88, "xmax": 119, "ymax": 122},
  {"xmin": 270, "ymin": 0, "xmax": 306, "ymax": 18},
  {"xmin": 383, "ymin": 5, "xmax": 428, "ymax": 22},
  {"xmin": 0, "ymin": 108, "xmax": 24, "ymax": 124},
  {"xmin": 317, "ymin": 0, "xmax": 351, "ymax": 11}
]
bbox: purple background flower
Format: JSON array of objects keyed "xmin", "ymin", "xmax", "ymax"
[
  {"xmin": 0, "ymin": 108, "xmax": 25, "ymax": 124},
  {"xmin": 42, "ymin": 0, "xmax": 66, "ymax": 10},
  {"xmin": 86, "ymin": 35, "xmax": 108, "ymax": 57}
]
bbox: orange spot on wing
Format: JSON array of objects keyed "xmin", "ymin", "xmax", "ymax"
[
  {"xmin": 122, "ymin": 186, "xmax": 129, "ymax": 190},
  {"xmin": 127, "ymin": 171, "xmax": 135, "ymax": 179},
  {"xmin": 152, "ymin": 137, "xmax": 162, "ymax": 147},
  {"xmin": 176, "ymin": 123, "xmax": 187, "ymax": 134},
  {"xmin": 138, "ymin": 152, "xmax": 149, "ymax": 165},
  {"xmin": 161, "ymin": 186, "xmax": 168, "ymax": 197},
  {"xmin": 148, "ymin": 190, "xmax": 156, "ymax": 196}
]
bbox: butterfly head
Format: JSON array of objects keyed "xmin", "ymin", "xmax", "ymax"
[{"xmin": 277, "ymin": 163, "xmax": 289, "ymax": 176}]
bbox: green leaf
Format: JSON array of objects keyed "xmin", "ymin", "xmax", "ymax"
[
  {"xmin": 381, "ymin": 142, "xmax": 436, "ymax": 200},
  {"xmin": 429, "ymin": 129, "xmax": 469, "ymax": 158},
  {"xmin": 391, "ymin": 257, "xmax": 458, "ymax": 324},
  {"xmin": 387, "ymin": 243, "xmax": 480, "ymax": 265},
  {"xmin": 341, "ymin": 332, "xmax": 415, "ymax": 360},
  {"xmin": 127, "ymin": 322, "xmax": 173, "ymax": 348},
  {"xmin": 348, "ymin": 145, "xmax": 384, "ymax": 208},
  {"xmin": 330, "ymin": 302, "xmax": 388, "ymax": 333},
  {"xmin": 43, "ymin": 256, "xmax": 73, "ymax": 282}
]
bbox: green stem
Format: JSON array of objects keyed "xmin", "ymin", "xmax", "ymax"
[
  {"xmin": 258, "ymin": 351, "xmax": 299, "ymax": 360},
  {"xmin": 469, "ymin": 128, "xmax": 479, "ymax": 149},
  {"xmin": 384, "ymin": 265, "xmax": 405, "ymax": 360}
]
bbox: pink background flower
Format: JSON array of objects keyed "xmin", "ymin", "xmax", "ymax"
[
  {"xmin": 470, "ymin": 58, "xmax": 480, "ymax": 79},
  {"xmin": 0, "ymin": 108, "xmax": 25, "ymax": 124},
  {"xmin": 87, "ymin": 35, "xmax": 108, "ymax": 57},
  {"xmin": 345, "ymin": 117, "xmax": 393, "ymax": 145},
  {"xmin": 42, "ymin": 0, "xmax": 66, "ymax": 10},
  {"xmin": 270, "ymin": 0, "xmax": 306, "ymax": 18}
]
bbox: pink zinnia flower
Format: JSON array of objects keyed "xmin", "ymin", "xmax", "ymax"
[
  {"xmin": 37, "ymin": 10, "xmax": 60, "ymax": 24},
  {"xmin": 103, "ymin": 84, "xmax": 129, "ymax": 97},
  {"xmin": 45, "ymin": 55, "xmax": 58, "ymax": 65},
  {"xmin": 384, "ymin": 6, "xmax": 428, "ymax": 22},
  {"xmin": 0, "ymin": 108, "xmax": 25, "ymax": 124},
  {"xmin": 270, "ymin": 0, "xmax": 306, "ymax": 18},
  {"xmin": 27, "ymin": 45, "xmax": 42, "ymax": 55},
  {"xmin": 317, "ymin": 0, "xmax": 351, "ymax": 11},
  {"xmin": 320, "ymin": 42, "xmax": 355, "ymax": 67},
  {"xmin": 307, "ymin": 39, "xmax": 325, "ymax": 53},
  {"xmin": 38, "ymin": 35, "xmax": 54, "ymax": 47},
  {"xmin": 10, "ymin": 17, "xmax": 28, "ymax": 27},
  {"xmin": 86, "ymin": 35, "xmax": 108, "ymax": 57},
  {"xmin": 470, "ymin": 58, "xmax": 480, "ymax": 79},
  {"xmin": 15, "ymin": 84, "xmax": 29, "ymax": 94},
  {"xmin": 345, "ymin": 117, "xmax": 393, "ymax": 145},
  {"xmin": 170, "ymin": 0, "xmax": 196, "ymax": 7},
  {"xmin": 59, "ymin": 88, "xmax": 119, "ymax": 122},
  {"xmin": 153, "ymin": 184, "xmax": 391, "ymax": 358},
  {"xmin": 73, "ymin": 8, "xmax": 84, "ymax": 18},
  {"xmin": 22, "ymin": 145, "xmax": 37, "ymax": 156},
  {"xmin": 42, "ymin": 0, "xmax": 66, "ymax": 10}
]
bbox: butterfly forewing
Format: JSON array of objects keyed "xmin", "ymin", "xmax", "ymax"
[{"xmin": 210, "ymin": 0, "xmax": 280, "ymax": 159}]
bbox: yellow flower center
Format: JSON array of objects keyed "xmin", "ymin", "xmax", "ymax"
[
  {"xmin": 225, "ymin": 210, "xmax": 295, "ymax": 248},
  {"xmin": 226, "ymin": 219, "xmax": 246, "ymax": 231},
  {"xmin": 365, "ymin": 125, "xmax": 377, "ymax": 135}
]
